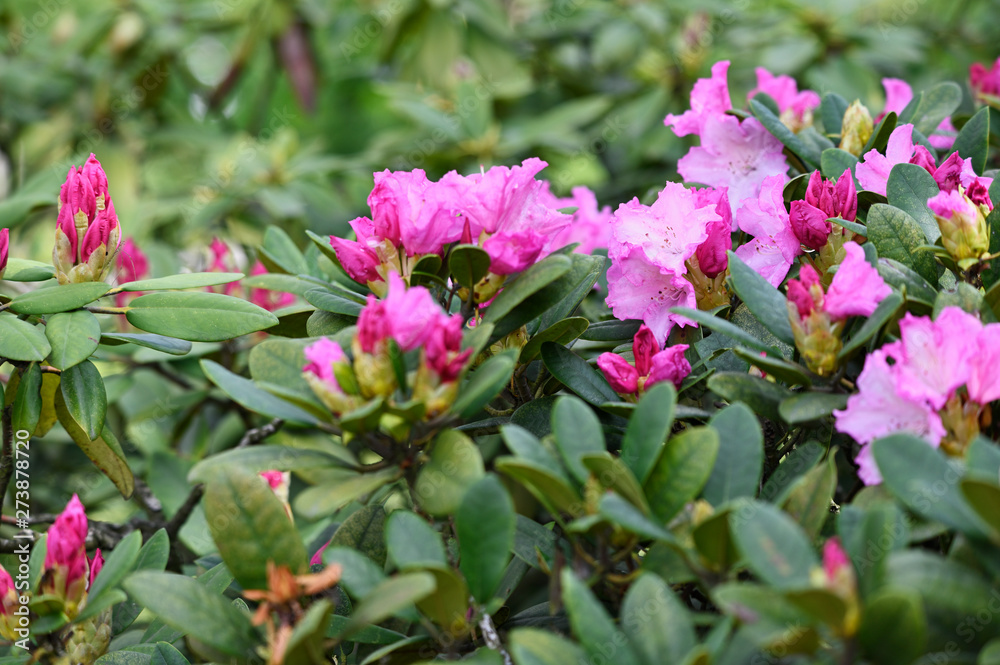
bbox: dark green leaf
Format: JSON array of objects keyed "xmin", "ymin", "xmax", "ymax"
[
  {"xmin": 99, "ymin": 333, "xmax": 192, "ymax": 355},
  {"xmin": 60, "ymin": 360, "xmax": 106, "ymax": 440},
  {"xmin": 561, "ymin": 569, "xmax": 641, "ymax": 665},
  {"xmin": 126, "ymin": 292, "xmax": 279, "ymax": 341},
  {"xmin": 119, "ymin": 272, "xmax": 243, "ymax": 292},
  {"xmin": 749, "ymin": 98, "xmax": 820, "ymax": 169},
  {"xmin": 885, "ymin": 163, "xmax": 941, "ymax": 242},
  {"xmin": 449, "ymin": 244, "xmax": 492, "ymax": 289},
  {"xmin": 778, "ymin": 393, "xmax": 849, "ymax": 424},
  {"xmin": 189, "ymin": 445, "xmax": 347, "ymax": 483},
  {"xmin": 857, "ymin": 589, "xmax": 927, "ymax": 665},
  {"xmin": 952, "ymin": 107, "xmax": 990, "ymax": 174},
  {"xmin": 540, "ymin": 342, "xmax": 619, "ymax": 406},
  {"xmin": 414, "ymin": 429, "xmax": 485, "ymax": 516},
  {"xmin": 457, "ymin": 475, "xmax": 515, "ymax": 603},
  {"xmin": 703, "ymin": 403, "xmax": 763, "ymax": 505},
  {"xmin": 644, "ymin": 426, "xmax": 720, "ymax": 523},
  {"xmin": 45, "ymin": 310, "xmax": 101, "ymax": 370},
  {"xmin": 0, "ymin": 312, "xmax": 51, "ymax": 362},
  {"xmin": 706, "ymin": 372, "xmax": 792, "ymax": 422},
  {"xmin": 451, "ymin": 350, "xmax": 516, "ymax": 418},
  {"xmin": 731, "ymin": 501, "xmax": 818, "ymax": 589},
  {"xmin": 9, "ymin": 282, "xmax": 110, "ymax": 315},
  {"xmin": 866, "ymin": 204, "xmax": 938, "ymax": 283},
  {"xmin": 200, "ymin": 359, "xmax": 320, "ymax": 425},
  {"xmin": 621, "ymin": 382, "xmax": 676, "ymax": 485},
  {"xmin": 551, "ymin": 397, "xmax": 605, "ymax": 485},
  {"xmin": 726, "ymin": 251, "xmax": 794, "ymax": 346}
]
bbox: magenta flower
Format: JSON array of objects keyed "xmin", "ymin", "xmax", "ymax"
[
  {"xmin": 968, "ymin": 325, "xmax": 1000, "ymax": 406},
  {"xmin": 249, "ymin": 262, "xmax": 296, "ymax": 312},
  {"xmin": 543, "ymin": 185, "xmax": 613, "ymax": 255},
  {"xmin": 823, "ymin": 242, "xmax": 890, "ymax": 320},
  {"xmin": 747, "ymin": 67, "xmax": 821, "ymax": 130},
  {"xmin": 42, "ymin": 495, "xmax": 90, "ymax": 614},
  {"xmin": 888, "ymin": 308, "xmax": 981, "ymax": 410},
  {"xmin": 0, "ymin": 565, "xmax": 18, "ymax": 641},
  {"xmin": 970, "ymin": 57, "xmax": 1000, "ymax": 103},
  {"xmin": 691, "ymin": 186, "xmax": 732, "ymax": 276},
  {"xmin": 834, "ymin": 349, "xmax": 946, "ymax": 484},
  {"xmin": 0, "ymin": 228, "xmax": 8, "ymax": 279},
  {"xmin": 53, "ymin": 154, "xmax": 121, "ymax": 284},
  {"xmin": 928, "ymin": 188, "xmax": 980, "ymax": 224},
  {"xmin": 329, "ymin": 219, "xmax": 383, "ymax": 285},
  {"xmin": 597, "ymin": 324, "xmax": 691, "ymax": 397},
  {"xmin": 646, "ymin": 344, "xmax": 691, "ymax": 390},
  {"xmin": 932, "ymin": 152, "xmax": 994, "ymax": 207},
  {"xmin": 789, "ymin": 168, "xmax": 857, "ymax": 250},
  {"xmin": 116, "ymin": 237, "xmax": 148, "ymax": 284},
  {"xmin": 822, "ymin": 537, "xmax": 851, "ymax": 581},
  {"xmin": 879, "ymin": 78, "xmax": 956, "ymax": 150},
  {"xmin": 88, "ymin": 549, "xmax": 104, "ymax": 589},
  {"xmin": 424, "ymin": 314, "xmax": 471, "ymax": 383},
  {"xmin": 303, "ymin": 337, "xmax": 346, "ymax": 391},
  {"xmin": 664, "ymin": 60, "xmax": 733, "ymax": 137},
  {"xmin": 597, "ymin": 353, "xmax": 639, "ymax": 394},
  {"xmin": 734, "ymin": 175, "xmax": 800, "ymax": 287},
  {"xmin": 855, "ymin": 124, "xmax": 923, "ymax": 195},
  {"xmin": 370, "ymin": 169, "xmax": 464, "ymax": 256},
  {"xmin": 206, "ymin": 238, "xmax": 242, "ymax": 297}
]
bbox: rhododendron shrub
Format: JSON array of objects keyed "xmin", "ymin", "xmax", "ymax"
[{"xmin": 6, "ymin": 55, "xmax": 1000, "ymax": 665}]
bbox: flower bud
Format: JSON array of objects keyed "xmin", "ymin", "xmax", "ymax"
[
  {"xmin": 88, "ymin": 549, "xmax": 104, "ymax": 589},
  {"xmin": 53, "ymin": 155, "xmax": 121, "ymax": 284},
  {"xmin": 41, "ymin": 494, "xmax": 89, "ymax": 618},
  {"xmin": 632, "ymin": 325, "xmax": 659, "ymax": 377},
  {"xmin": 839, "ymin": 101, "xmax": 873, "ymax": 156},
  {"xmin": 0, "ymin": 228, "xmax": 8, "ymax": 279},
  {"xmin": 597, "ymin": 353, "xmax": 639, "ymax": 395},
  {"xmin": 928, "ymin": 189, "xmax": 990, "ymax": 267},
  {"xmin": 302, "ymin": 338, "xmax": 360, "ymax": 414},
  {"xmin": 0, "ymin": 566, "xmax": 21, "ymax": 641},
  {"xmin": 646, "ymin": 344, "xmax": 691, "ymax": 389},
  {"xmin": 810, "ymin": 537, "xmax": 859, "ymax": 636}
]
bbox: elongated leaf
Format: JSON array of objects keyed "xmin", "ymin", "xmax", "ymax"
[
  {"xmin": 0, "ymin": 312, "xmax": 51, "ymax": 362},
  {"xmin": 457, "ymin": 475, "xmax": 515, "ymax": 602},
  {"xmin": 621, "ymin": 382, "xmax": 676, "ymax": 485},
  {"xmin": 579, "ymin": 318, "xmax": 641, "ymax": 342},
  {"xmin": 414, "ymin": 429, "xmax": 485, "ymax": 516},
  {"xmin": 866, "ymin": 204, "xmax": 938, "ymax": 283},
  {"xmin": 726, "ymin": 251, "xmax": 794, "ymax": 346},
  {"xmin": 644, "ymin": 426, "xmax": 720, "ymax": 523},
  {"xmin": 11, "ymin": 364, "xmax": 42, "ymax": 436},
  {"xmin": 44, "ymin": 310, "xmax": 101, "ymax": 370},
  {"xmin": 582, "ymin": 453, "xmax": 648, "ymax": 511},
  {"xmin": 519, "ymin": 317, "xmax": 589, "ymax": 364},
  {"xmin": 119, "ymin": 272, "xmax": 243, "ymax": 291},
  {"xmin": 386, "ymin": 511, "xmax": 447, "ymax": 570},
  {"xmin": 123, "ymin": 572, "xmax": 257, "ymax": 657},
  {"xmin": 294, "ymin": 468, "xmax": 400, "ymax": 520},
  {"xmin": 671, "ymin": 307, "xmax": 781, "ymax": 356},
  {"xmin": 552, "ymin": 397, "xmax": 605, "ymax": 485},
  {"xmin": 451, "ymin": 351, "xmax": 516, "ymax": 418},
  {"xmin": 621, "ymin": 573, "xmax": 696, "ymax": 665},
  {"xmin": 54, "ymin": 388, "xmax": 133, "ymax": 498},
  {"xmin": 749, "ymin": 98, "xmax": 820, "ymax": 168},
  {"xmin": 597, "ymin": 493, "xmax": 675, "ymax": 542},
  {"xmin": 303, "ymin": 288, "xmax": 363, "ymax": 316},
  {"xmin": 508, "ymin": 628, "xmax": 588, "ymax": 665},
  {"xmin": 782, "ymin": 452, "xmax": 837, "ymax": 538},
  {"xmin": 78, "ymin": 530, "xmax": 142, "ymax": 621},
  {"xmin": 731, "ymin": 501, "xmax": 818, "ymax": 589},
  {"xmin": 9, "ymin": 282, "xmax": 110, "ymax": 315},
  {"xmin": 99, "ymin": 333, "xmax": 192, "ymax": 355},
  {"xmin": 857, "ymin": 589, "xmax": 927, "ymax": 665},
  {"xmin": 189, "ymin": 445, "xmax": 348, "ymax": 483},
  {"xmin": 820, "ymin": 148, "xmax": 858, "ymax": 181},
  {"xmin": 778, "ymin": 392, "xmax": 849, "ymax": 424},
  {"xmin": 906, "ymin": 82, "xmax": 962, "ymax": 137},
  {"xmin": 1, "ymin": 259, "xmax": 55, "ymax": 282},
  {"xmin": 481, "ymin": 255, "xmax": 571, "ymax": 333},
  {"xmin": 703, "ymin": 403, "xmax": 763, "ymax": 505},
  {"xmin": 540, "ymin": 342, "xmax": 619, "ymax": 405},
  {"xmin": 449, "ymin": 244, "xmax": 491, "ymax": 290},
  {"xmin": 706, "ymin": 372, "xmax": 792, "ymax": 422},
  {"xmin": 886, "ymin": 163, "xmax": 941, "ymax": 242},
  {"xmin": 952, "ymin": 107, "xmax": 990, "ymax": 174},
  {"xmin": 838, "ymin": 292, "xmax": 903, "ymax": 359},
  {"xmin": 561, "ymin": 569, "xmax": 641, "ymax": 665},
  {"xmin": 200, "ymin": 359, "xmax": 320, "ymax": 425},
  {"xmin": 126, "ymin": 292, "xmax": 278, "ymax": 341},
  {"xmin": 204, "ymin": 465, "xmax": 308, "ymax": 590},
  {"xmin": 341, "ymin": 573, "xmax": 436, "ymax": 639},
  {"xmin": 60, "ymin": 360, "xmax": 106, "ymax": 440}
]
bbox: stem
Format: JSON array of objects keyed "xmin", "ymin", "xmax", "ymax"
[
  {"xmin": 86, "ymin": 306, "xmax": 129, "ymax": 314},
  {"xmin": 237, "ymin": 418, "xmax": 284, "ymax": 448}
]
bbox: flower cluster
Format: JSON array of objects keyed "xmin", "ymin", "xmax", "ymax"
[
  {"xmin": 786, "ymin": 242, "xmax": 890, "ymax": 375},
  {"xmin": 330, "ymin": 159, "xmax": 582, "ymax": 297},
  {"xmin": 835, "ymin": 307, "xmax": 1000, "ymax": 484},
  {"xmin": 597, "ymin": 324, "xmax": 691, "ymax": 399},
  {"xmin": 788, "ymin": 169, "xmax": 857, "ymax": 271},
  {"xmin": 303, "ymin": 273, "xmax": 472, "ymax": 422},
  {"xmin": 53, "ymin": 154, "xmax": 122, "ymax": 284}
]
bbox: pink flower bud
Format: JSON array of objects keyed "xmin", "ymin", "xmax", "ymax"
[
  {"xmin": 632, "ymin": 324, "xmax": 659, "ymax": 377},
  {"xmin": 909, "ymin": 146, "xmax": 936, "ymax": 175},
  {"xmin": 646, "ymin": 345, "xmax": 691, "ymax": 389},
  {"xmin": 356, "ymin": 296, "xmax": 390, "ymax": 354},
  {"xmin": 80, "ymin": 200, "xmax": 118, "ymax": 263},
  {"xmin": 88, "ymin": 549, "xmax": 104, "ymax": 589},
  {"xmin": 597, "ymin": 352, "xmax": 639, "ymax": 395},
  {"xmin": 81, "ymin": 154, "xmax": 109, "ymax": 209},
  {"xmin": 970, "ymin": 58, "xmax": 1000, "ymax": 103},
  {"xmin": 789, "ymin": 200, "xmax": 832, "ymax": 250},
  {"xmin": 59, "ymin": 166, "xmax": 96, "ymax": 224},
  {"xmin": 833, "ymin": 169, "xmax": 857, "ymax": 222},
  {"xmin": 967, "ymin": 180, "xmax": 992, "ymax": 210},
  {"xmin": 42, "ymin": 495, "xmax": 89, "ymax": 612},
  {"xmin": 0, "ymin": 565, "xmax": 18, "ymax": 641},
  {"xmin": 303, "ymin": 337, "xmax": 346, "ymax": 391},
  {"xmin": 425, "ymin": 314, "xmax": 471, "ymax": 382},
  {"xmin": 822, "ymin": 537, "xmax": 851, "ymax": 581},
  {"xmin": 310, "ymin": 541, "xmax": 329, "ymax": 567},
  {"xmin": 933, "ymin": 152, "xmax": 966, "ymax": 192},
  {"xmin": 787, "ymin": 264, "xmax": 822, "ymax": 317},
  {"xmin": 329, "ymin": 233, "xmax": 382, "ymax": 284},
  {"xmin": 0, "ymin": 228, "xmax": 8, "ymax": 279}
]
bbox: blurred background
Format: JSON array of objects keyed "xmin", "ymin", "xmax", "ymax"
[{"xmin": 1, "ymin": 0, "xmax": 999, "ymax": 273}]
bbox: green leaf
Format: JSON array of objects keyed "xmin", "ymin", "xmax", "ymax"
[
  {"xmin": 519, "ymin": 317, "xmax": 589, "ymax": 364},
  {"xmin": 321, "ymin": 547, "xmax": 386, "ymax": 600},
  {"xmin": 1, "ymin": 258, "xmax": 54, "ymax": 282},
  {"xmin": 414, "ymin": 429, "xmax": 485, "ymax": 516},
  {"xmin": 906, "ymin": 82, "xmax": 962, "ymax": 137},
  {"xmin": 59, "ymin": 360, "xmax": 106, "ymax": 440},
  {"xmin": 579, "ymin": 318, "xmax": 641, "ymax": 342},
  {"xmin": 119, "ymin": 272, "xmax": 244, "ymax": 291},
  {"xmin": 536, "ymin": 253, "xmax": 605, "ymax": 330},
  {"xmin": 760, "ymin": 441, "xmax": 824, "ymax": 504},
  {"xmin": 45, "ymin": 310, "xmax": 101, "ymax": 370},
  {"xmin": 866, "ymin": 204, "xmax": 938, "ymax": 283},
  {"xmin": 340, "ymin": 573, "xmax": 436, "ymax": 639},
  {"xmin": 838, "ymin": 292, "xmax": 903, "ymax": 359},
  {"xmin": 644, "ymin": 426, "xmax": 720, "ymax": 523},
  {"xmin": 77, "ymin": 530, "xmax": 142, "ymax": 621},
  {"xmin": 872, "ymin": 434, "xmax": 990, "ymax": 538},
  {"xmin": 508, "ymin": 628, "xmax": 588, "ymax": 665},
  {"xmin": 551, "ymin": 397, "xmax": 605, "ymax": 485},
  {"xmin": 123, "ymin": 571, "xmax": 258, "ymax": 657},
  {"xmin": 540, "ymin": 342, "xmax": 619, "ymax": 406},
  {"xmin": 820, "ymin": 148, "xmax": 858, "ymax": 181},
  {"xmin": 457, "ymin": 475, "xmax": 515, "ymax": 602},
  {"xmin": 329, "ymin": 504, "xmax": 388, "ymax": 568},
  {"xmin": 204, "ymin": 465, "xmax": 308, "ymax": 589},
  {"xmin": 496, "ymin": 458, "xmax": 582, "ymax": 517},
  {"xmin": 703, "ymin": 403, "xmax": 763, "ymax": 505},
  {"xmin": 819, "ymin": 92, "xmax": 848, "ymax": 135},
  {"xmin": 620, "ymin": 382, "xmax": 676, "ymax": 485},
  {"xmin": 112, "ymin": 529, "xmax": 172, "ymax": 634},
  {"xmin": 778, "ymin": 392, "xmax": 849, "ymax": 424},
  {"xmin": 960, "ymin": 478, "xmax": 1000, "ymax": 539},
  {"xmin": 857, "ymin": 588, "xmax": 927, "ymax": 665},
  {"xmin": 749, "ymin": 98, "xmax": 820, "ymax": 169},
  {"xmin": 386, "ymin": 511, "xmax": 447, "ymax": 570},
  {"xmin": 581, "ymin": 453, "xmax": 648, "ymax": 512},
  {"xmin": 260, "ymin": 226, "xmax": 310, "ymax": 276},
  {"xmin": 886, "ymin": 163, "xmax": 941, "ymax": 242},
  {"xmin": 293, "ymin": 468, "xmax": 400, "ymax": 521},
  {"xmin": 200, "ymin": 359, "xmax": 320, "ymax": 425},
  {"xmin": 863, "ymin": 111, "xmax": 898, "ymax": 155},
  {"xmin": 671, "ymin": 307, "xmax": 782, "ymax": 356},
  {"xmin": 730, "ymin": 501, "xmax": 818, "ymax": 589},
  {"xmin": 303, "ymin": 288, "xmax": 364, "ymax": 317},
  {"xmin": 11, "ymin": 364, "xmax": 42, "ymax": 436},
  {"xmin": 54, "ymin": 390, "xmax": 133, "ymax": 498},
  {"xmin": 451, "ymin": 351, "xmax": 516, "ymax": 418},
  {"xmin": 621, "ymin": 573, "xmax": 696, "ymax": 665},
  {"xmin": 501, "ymin": 424, "xmax": 570, "ymax": 481},
  {"xmin": 99, "ymin": 333, "xmax": 192, "ymax": 355},
  {"xmin": 726, "ymin": 251, "xmax": 794, "ymax": 346},
  {"xmin": 326, "ymin": 615, "xmax": 405, "ymax": 644},
  {"xmin": 189, "ymin": 445, "xmax": 347, "ymax": 484},
  {"xmin": 415, "ymin": 567, "xmax": 470, "ymax": 630},
  {"xmin": 732, "ymin": 348, "xmax": 812, "ymax": 387},
  {"xmin": 597, "ymin": 493, "xmax": 675, "ymax": 542},
  {"xmin": 782, "ymin": 451, "xmax": 837, "ymax": 538},
  {"xmin": 8, "ymin": 282, "xmax": 110, "ymax": 315},
  {"xmin": 448, "ymin": 244, "xmax": 492, "ymax": 290},
  {"xmin": 706, "ymin": 372, "xmax": 792, "ymax": 422},
  {"xmin": 877, "ymin": 258, "xmax": 937, "ymax": 306},
  {"xmin": 481, "ymin": 254, "xmax": 571, "ymax": 335},
  {"xmin": 561, "ymin": 569, "xmax": 641, "ymax": 665},
  {"xmin": 0, "ymin": 312, "xmax": 51, "ymax": 362},
  {"xmin": 126, "ymin": 292, "xmax": 279, "ymax": 341},
  {"xmin": 952, "ymin": 107, "xmax": 990, "ymax": 174}
]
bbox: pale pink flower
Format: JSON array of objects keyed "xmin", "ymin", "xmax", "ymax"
[
  {"xmin": 302, "ymin": 337, "xmax": 346, "ymax": 390},
  {"xmin": 968, "ymin": 325, "xmax": 1000, "ymax": 406},
  {"xmin": 664, "ymin": 60, "xmax": 733, "ymax": 137},
  {"xmin": 734, "ymin": 175, "xmax": 799, "ymax": 287},
  {"xmin": 823, "ymin": 242, "xmax": 890, "ymax": 320},
  {"xmin": 879, "ymin": 78, "xmax": 956, "ymax": 150},
  {"xmin": 605, "ymin": 247, "xmax": 696, "ymax": 346},
  {"xmin": 855, "ymin": 124, "xmax": 920, "ymax": 195},
  {"xmin": 748, "ymin": 67, "xmax": 820, "ymax": 125}
]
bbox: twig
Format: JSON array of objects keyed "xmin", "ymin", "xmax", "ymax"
[
  {"xmin": 131, "ymin": 478, "xmax": 165, "ymax": 521},
  {"xmin": 237, "ymin": 418, "xmax": 284, "ymax": 448},
  {"xmin": 166, "ymin": 486, "xmax": 204, "ymax": 540}
]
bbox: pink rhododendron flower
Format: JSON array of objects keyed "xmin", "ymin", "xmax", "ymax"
[
  {"xmin": 822, "ymin": 537, "xmax": 851, "ymax": 581},
  {"xmin": 259, "ymin": 470, "xmax": 292, "ymax": 517},
  {"xmin": 931, "ymin": 152, "xmax": 994, "ymax": 208},
  {"xmin": 928, "ymin": 188, "xmax": 980, "ymax": 226},
  {"xmin": 968, "ymin": 325, "xmax": 1000, "ymax": 405},
  {"xmin": 970, "ymin": 57, "xmax": 1000, "ymax": 103},
  {"xmin": 823, "ymin": 243, "xmax": 891, "ymax": 319},
  {"xmin": 734, "ymin": 175, "xmax": 800, "ymax": 287},
  {"xmin": 834, "ymin": 349, "xmax": 946, "ymax": 484},
  {"xmin": 543, "ymin": 185, "xmax": 613, "ymax": 255},
  {"xmin": 88, "ymin": 549, "xmax": 103, "ymax": 589},
  {"xmin": 0, "ymin": 228, "xmax": 8, "ymax": 279},
  {"xmin": 605, "ymin": 183, "xmax": 723, "ymax": 344},
  {"xmin": 855, "ymin": 124, "xmax": 923, "ymax": 195},
  {"xmin": 747, "ymin": 67, "xmax": 821, "ymax": 130},
  {"xmin": 664, "ymin": 60, "xmax": 733, "ymax": 137},
  {"xmin": 115, "ymin": 237, "xmax": 148, "ymax": 307},
  {"xmin": 53, "ymin": 154, "xmax": 121, "ymax": 284},
  {"xmin": 303, "ymin": 336, "xmax": 346, "ymax": 391},
  {"xmin": 691, "ymin": 187, "xmax": 732, "ymax": 277},
  {"xmin": 424, "ymin": 314, "xmax": 471, "ymax": 383},
  {"xmin": 207, "ymin": 238, "xmax": 241, "ymax": 297},
  {"xmin": 42, "ymin": 495, "xmax": 91, "ymax": 613},
  {"xmin": 310, "ymin": 542, "xmax": 329, "ymax": 567},
  {"xmin": 249, "ymin": 261, "xmax": 296, "ymax": 311},
  {"xmin": 879, "ymin": 78, "xmax": 956, "ymax": 149},
  {"xmin": 597, "ymin": 325, "xmax": 691, "ymax": 397},
  {"xmin": 366, "ymin": 273, "xmax": 442, "ymax": 352},
  {"xmin": 789, "ymin": 168, "xmax": 858, "ymax": 251}
]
